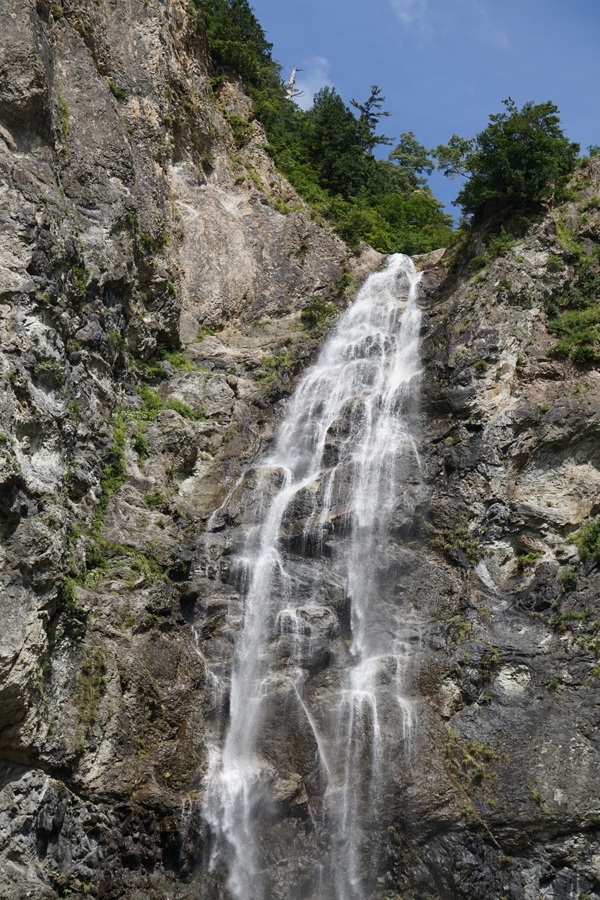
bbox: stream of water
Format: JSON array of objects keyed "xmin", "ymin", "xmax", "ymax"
[{"xmin": 203, "ymin": 254, "xmax": 423, "ymax": 899}]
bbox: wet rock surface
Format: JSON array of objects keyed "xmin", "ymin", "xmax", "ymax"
[{"xmin": 1, "ymin": 1, "xmax": 600, "ymax": 897}]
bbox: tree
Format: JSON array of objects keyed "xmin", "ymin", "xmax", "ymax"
[
  {"xmin": 305, "ymin": 87, "xmax": 367, "ymax": 198},
  {"xmin": 389, "ymin": 131, "xmax": 434, "ymax": 188},
  {"xmin": 434, "ymin": 98, "xmax": 580, "ymax": 218},
  {"xmin": 350, "ymin": 85, "xmax": 392, "ymax": 152},
  {"xmin": 198, "ymin": 0, "xmax": 280, "ymax": 90}
]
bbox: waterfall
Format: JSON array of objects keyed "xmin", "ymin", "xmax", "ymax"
[{"xmin": 203, "ymin": 254, "xmax": 424, "ymax": 899}]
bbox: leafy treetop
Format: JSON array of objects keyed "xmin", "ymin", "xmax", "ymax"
[{"xmin": 434, "ymin": 98, "xmax": 580, "ymax": 218}]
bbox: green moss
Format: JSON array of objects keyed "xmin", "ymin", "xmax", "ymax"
[
  {"xmin": 88, "ymin": 421, "xmax": 127, "ymax": 539},
  {"xmin": 335, "ymin": 266, "xmax": 355, "ymax": 299},
  {"xmin": 548, "ymin": 309, "xmax": 600, "ymax": 363},
  {"xmin": 136, "ymin": 385, "xmax": 165, "ymax": 419},
  {"xmin": 84, "ymin": 538, "xmax": 165, "ymax": 582},
  {"xmin": 272, "ymin": 197, "xmax": 292, "ymax": 215},
  {"xmin": 530, "ymin": 788, "xmax": 546, "ymax": 809},
  {"xmin": 34, "ymin": 359, "xmax": 66, "ymax": 386},
  {"xmin": 447, "ymin": 616, "xmax": 473, "ymax": 642},
  {"xmin": 133, "ymin": 359, "xmax": 169, "ymax": 382}
]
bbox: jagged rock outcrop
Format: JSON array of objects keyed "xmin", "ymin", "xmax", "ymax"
[
  {"xmin": 1, "ymin": 1, "xmax": 600, "ymax": 897},
  {"xmin": 0, "ymin": 1, "xmax": 376, "ymax": 896}
]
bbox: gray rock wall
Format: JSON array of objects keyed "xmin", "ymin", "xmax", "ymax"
[{"xmin": 1, "ymin": 1, "xmax": 600, "ymax": 897}]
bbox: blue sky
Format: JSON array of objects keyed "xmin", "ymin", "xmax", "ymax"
[{"xmin": 250, "ymin": 0, "xmax": 600, "ymax": 214}]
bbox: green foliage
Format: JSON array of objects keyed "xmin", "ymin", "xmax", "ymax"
[
  {"xmin": 548, "ymin": 308, "xmax": 600, "ymax": 363},
  {"xmin": 89, "ymin": 422, "xmax": 127, "ymax": 536},
  {"xmin": 73, "ymin": 647, "xmax": 107, "ymax": 731},
  {"xmin": 350, "ymin": 85, "xmax": 392, "ymax": 152},
  {"xmin": 165, "ymin": 396, "xmax": 205, "ymax": 420},
  {"xmin": 430, "ymin": 507, "xmax": 481, "ymax": 566},
  {"xmin": 546, "ymin": 675, "xmax": 563, "ymax": 692},
  {"xmin": 136, "ymin": 385, "xmax": 166, "ymax": 418},
  {"xmin": 157, "ymin": 347, "xmax": 195, "ymax": 371},
  {"xmin": 108, "ymin": 330, "xmax": 127, "ymax": 352},
  {"xmin": 84, "ymin": 537, "xmax": 164, "ymax": 582},
  {"xmin": 303, "ymin": 86, "xmax": 380, "ymax": 199},
  {"xmin": 192, "ymin": 0, "xmax": 279, "ymax": 92},
  {"xmin": 546, "ymin": 253, "xmax": 565, "ymax": 272},
  {"xmin": 546, "ymin": 272, "xmax": 600, "ymax": 364},
  {"xmin": 486, "ymin": 227, "xmax": 517, "ymax": 260},
  {"xmin": 516, "ymin": 550, "xmax": 542, "ymax": 570},
  {"xmin": 465, "ymin": 226, "xmax": 519, "ymax": 275},
  {"xmin": 197, "ymin": 323, "xmax": 218, "ymax": 340},
  {"xmin": 223, "ymin": 111, "xmax": 254, "ymax": 148},
  {"xmin": 301, "ymin": 297, "xmax": 336, "ymax": 329},
  {"xmin": 446, "ymin": 730, "xmax": 503, "ymax": 788},
  {"xmin": 389, "ymin": 131, "xmax": 434, "ymax": 188},
  {"xmin": 126, "ymin": 384, "xmax": 204, "ymax": 421},
  {"xmin": 555, "ymin": 220, "xmax": 585, "ymax": 258},
  {"xmin": 70, "ymin": 264, "xmax": 88, "ymax": 299},
  {"xmin": 107, "ymin": 80, "xmax": 128, "ymax": 101},
  {"xmin": 144, "ymin": 487, "xmax": 168, "ymax": 510},
  {"xmin": 551, "ymin": 609, "xmax": 589, "ymax": 631},
  {"xmin": 570, "ymin": 516, "xmax": 600, "ymax": 562},
  {"xmin": 435, "ymin": 98, "xmax": 579, "ymax": 218},
  {"xmin": 63, "ymin": 576, "xmax": 88, "ymax": 620},
  {"xmin": 132, "ymin": 427, "xmax": 150, "ymax": 461},
  {"xmin": 195, "ymin": 0, "xmax": 452, "ymax": 255},
  {"xmin": 139, "ymin": 228, "xmax": 168, "ymax": 255},
  {"xmin": 259, "ymin": 349, "xmax": 294, "ymax": 386}
]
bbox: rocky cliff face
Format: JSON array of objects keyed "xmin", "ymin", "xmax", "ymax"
[{"xmin": 1, "ymin": 2, "xmax": 600, "ymax": 898}]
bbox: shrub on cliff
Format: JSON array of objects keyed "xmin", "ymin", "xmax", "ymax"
[{"xmin": 435, "ymin": 98, "xmax": 580, "ymax": 219}]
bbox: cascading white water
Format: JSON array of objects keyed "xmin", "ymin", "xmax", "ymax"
[{"xmin": 203, "ymin": 254, "xmax": 423, "ymax": 899}]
